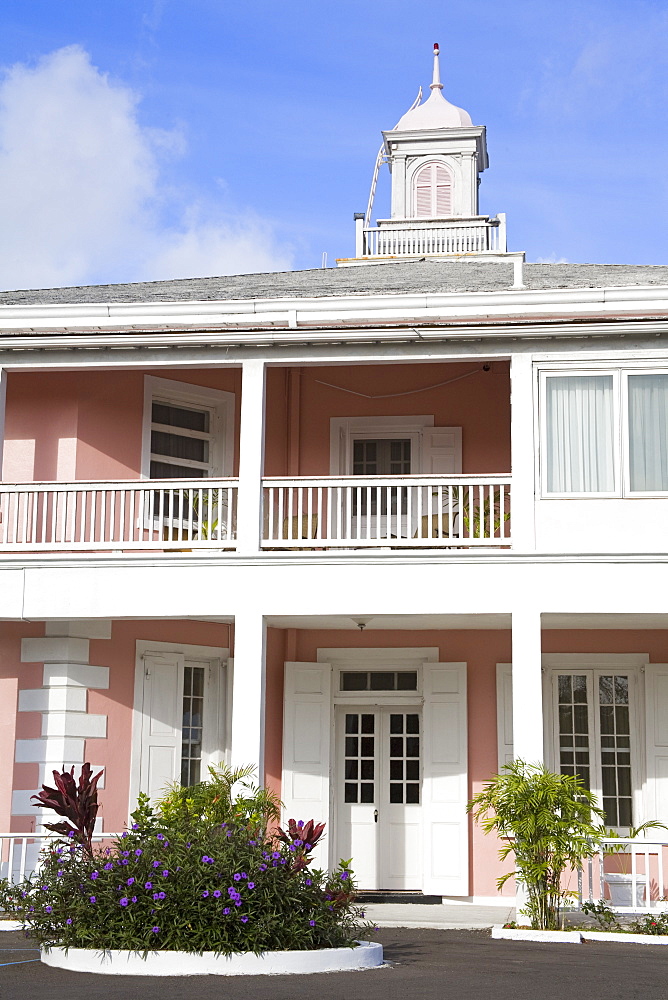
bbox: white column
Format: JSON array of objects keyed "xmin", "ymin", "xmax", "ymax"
[
  {"xmin": 354, "ymin": 214, "xmax": 364, "ymax": 257},
  {"xmin": 511, "ymin": 609, "xmax": 544, "ymax": 764},
  {"xmin": 230, "ymin": 610, "xmax": 267, "ymax": 780},
  {"xmin": 236, "ymin": 359, "xmax": 266, "ymax": 556},
  {"xmin": 510, "ymin": 351, "xmax": 536, "ymax": 553}
]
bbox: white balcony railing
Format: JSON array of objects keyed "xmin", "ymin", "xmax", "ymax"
[
  {"xmin": 262, "ymin": 475, "xmax": 511, "ymax": 549},
  {"xmin": 361, "ymin": 216, "xmax": 505, "ymax": 257},
  {"xmin": 0, "ymin": 832, "xmax": 123, "ymax": 886},
  {"xmin": 579, "ymin": 839, "xmax": 668, "ymax": 912},
  {"xmin": 0, "ymin": 478, "xmax": 238, "ymax": 550}
]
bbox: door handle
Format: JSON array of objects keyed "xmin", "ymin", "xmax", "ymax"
[{"xmin": 374, "ymin": 809, "xmax": 378, "ymax": 823}]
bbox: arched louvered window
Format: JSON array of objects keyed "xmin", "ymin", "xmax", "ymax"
[{"xmin": 413, "ymin": 162, "xmax": 452, "ymax": 218}]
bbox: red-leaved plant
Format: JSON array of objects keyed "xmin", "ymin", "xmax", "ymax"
[
  {"xmin": 31, "ymin": 763, "xmax": 103, "ymax": 855},
  {"xmin": 277, "ymin": 818, "xmax": 326, "ymax": 872}
]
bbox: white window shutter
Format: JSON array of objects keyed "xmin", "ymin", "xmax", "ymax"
[
  {"xmin": 496, "ymin": 663, "xmax": 514, "ymax": 771},
  {"xmin": 282, "ymin": 662, "xmax": 332, "ymax": 870},
  {"xmin": 421, "ymin": 427, "xmax": 462, "ymax": 474},
  {"xmin": 434, "ymin": 165, "xmax": 452, "ymax": 215},
  {"xmin": 140, "ymin": 651, "xmax": 185, "ymax": 802},
  {"xmin": 644, "ymin": 664, "xmax": 668, "ymax": 825},
  {"xmin": 422, "ymin": 663, "xmax": 468, "ymax": 895}
]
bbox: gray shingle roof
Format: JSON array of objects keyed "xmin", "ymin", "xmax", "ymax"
[{"xmin": 2, "ymin": 260, "xmax": 668, "ymax": 305}]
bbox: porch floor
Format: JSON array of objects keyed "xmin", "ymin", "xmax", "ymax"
[{"xmin": 363, "ymin": 900, "xmax": 515, "ymax": 929}]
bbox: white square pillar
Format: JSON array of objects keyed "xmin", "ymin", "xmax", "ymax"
[
  {"xmin": 230, "ymin": 611, "xmax": 267, "ymax": 781},
  {"xmin": 0, "ymin": 367, "xmax": 7, "ymax": 478},
  {"xmin": 236, "ymin": 360, "xmax": 266, "ymax": 556},
  {"xmin": 509, "ymin": 351, "xmax": 536, "ymax": 553},
  {"xmin": 511, "ymin": 609, "xmax": 544, "ymax": 764}
]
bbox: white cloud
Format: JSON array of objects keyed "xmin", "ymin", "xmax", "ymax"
[{"xmin": 0, "ymin": 46, "xmax": 294, "ymax": 291}]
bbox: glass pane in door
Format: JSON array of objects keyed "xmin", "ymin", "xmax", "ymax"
[
  {"xmin": 344, "ymin": 713, "xmax": 375, "ymax": 804},
  {"xmin": 388, "ymin": 713, "xmax": 421, "ymax": 805}
]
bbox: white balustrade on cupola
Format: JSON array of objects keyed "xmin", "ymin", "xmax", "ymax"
[{"xmin": 339, "ymin": 43, "xmax": 523, "ymax": 272}]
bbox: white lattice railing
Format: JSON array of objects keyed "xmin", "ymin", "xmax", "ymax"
[
  {"xmin": 579, "ymin": 839, "xmax": 668, "ymax": 912},
  {"xmin": 0, "ymin": 832, "xmax": 123, "ymax": 886},
  {"xmin": 262, "ymin": 475, "xmax": 511, "ymax": 548},
  {"xmin": 0, "ymin": 478, "xmax": 238, "ymax": 551},
  {"xmin": 362, "ymin": 217, "xmax": 504, "ymax": 257}
]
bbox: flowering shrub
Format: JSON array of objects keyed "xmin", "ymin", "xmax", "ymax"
[{"xmin": 0, "ymin": 766, "xmax": 372, "ymax": 955}]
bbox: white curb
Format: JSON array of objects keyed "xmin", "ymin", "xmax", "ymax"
[
  {"xmin": 41, "ymin": 940, "xmax": 384, "ymax": 976},
  {"xmin": 581, "ymin": 930, "xmax": 668, "ymax": 945},
  {"xmin": 492, "ymin": 927, "xmax": 582, "ymax": 944}
]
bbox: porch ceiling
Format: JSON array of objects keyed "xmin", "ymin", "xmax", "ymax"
[{"xmin": 193, "ymin": 613, "xmax": 668, "ymax": 631}]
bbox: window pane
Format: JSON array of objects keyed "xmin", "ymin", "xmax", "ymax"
[
  {"xmin": 370, "ymin": 672, "xmax": 396, "ymax": 690},
  {"xmin": 545, "ymin": 375, "xmax": 615, "ymax": 492},
  {"xmin": 152, "ymin": 430, "xmax": 208, "ymax": 463},
  {"xmin": 341, "ymin": 672, "xmax": 367, "ymax": 691},
  {"xmin": 397, "ymin": 671, "xmax": 418, "ymax": 691},
  {"xmin": 152, "ymin": 402, "xmax": 209, "ymax": 433},
  {"xmin": 150, "ymin": 460, "xmax": 207, "ymax": 479},
  {"xmin": 628, "ymin": 375, "xmax": 668, "ymax": 491}
]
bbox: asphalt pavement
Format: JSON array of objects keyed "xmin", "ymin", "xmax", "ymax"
[{"xmin": 1, "ymin": 927, "xmax": 667, "ymax": 1000}]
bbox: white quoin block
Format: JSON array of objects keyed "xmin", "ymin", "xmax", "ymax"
[
  {"xmin": 18, "ymin": 686, "xmax": 88, "ymax": 714},
  {"xmin": 41, "ymin": 712, "xmax": 107, "ymax": 739},
  {"xmin": 15, "ymin": 737, "xmax": 85, "ymax": 763},
  {"xmin": 21, "ymin": 637, "xmax": 89, "ymax": 664},
  {"xmin": 11, "ymin": 789, "xmax": 42, "ymax": 815},
  {"xmin": 45, "ymin": 620, "xmax": 112, "ymax": 640},
  {"xmin": 35, "ymin": 762, "xmax": 106, "ymax": 790},
  {"xmin": 42, "ymin": 662, "xmax": 109, "ymax": 689}
]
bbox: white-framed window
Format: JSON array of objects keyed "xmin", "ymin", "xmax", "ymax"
[
  {"xmin": 329, "ymin": 416, "xmax": 462, "ymax": 476},
  {"xmin": 540, "ymin": 368, "xmax": 668, "ymax": 497},
  {"xmin": 130, "ymin": 640, "xmax": 230, "ymax": 807},
  {"xmin": 413, "ymin": 161, "xmax": 453, "ymax": 217},
  {"xmin": 142, "ymin": 376, "xmax": 235, "ymax": 480},
  {"xmin": 544, "ymin": 655, "xmax": 646, "ymax": 831}
]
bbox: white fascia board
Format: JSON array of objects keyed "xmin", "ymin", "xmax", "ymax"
[{"xmin": 2, "ymin": 284, "xmax": 668, "ymax": 338}]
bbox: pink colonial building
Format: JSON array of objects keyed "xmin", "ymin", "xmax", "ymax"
[{"xmin": 1, "ymin": 46, "xmax": 668, "ymax": 904}]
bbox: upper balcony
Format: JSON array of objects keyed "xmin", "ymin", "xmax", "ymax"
[{"xmin": 356, "ymin": 214, "xmax": 506, "ymax": 260}]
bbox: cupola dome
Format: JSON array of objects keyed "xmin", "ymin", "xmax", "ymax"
[{"xmin": 394, "ymin": 44, "xmax": 472, "ymax": 130}]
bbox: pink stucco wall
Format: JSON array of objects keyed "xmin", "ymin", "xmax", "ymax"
[
  {"xmin": 264, "ymin": 361, "xmax": 511, "ymax": 476},
  {"xmin": 3, "ymin": 369, "xmax": 242, "ymax": 482}
]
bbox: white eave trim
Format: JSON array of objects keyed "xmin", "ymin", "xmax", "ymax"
[{"xmin": 1, "ymin": 283, "xmax": 668, "ymax": 343}]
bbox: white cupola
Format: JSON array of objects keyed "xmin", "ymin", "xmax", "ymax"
[
  {"xmin": 338, "ymin": 44, "xmax": 520, "ymax": 270},
  {"xmin": 384, "ymin": 43, "xmax": 488, "ymax": 221}
]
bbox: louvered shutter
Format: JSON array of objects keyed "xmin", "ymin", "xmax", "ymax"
[
  {"xmin": 140, "ymin": 651, "xmax": 185, "ymax": 801},
  {"xmin": 422, "ymin": 663, "xmax": 469, "ymax": 895},
  {"xmin": 435, "ymin": 165, "xmax": 452, "ymax": 215},
  {"xmin": 496, "ymin": 663, "xmax": 514, "ymax": 770},
  {"xmin": 644, "ymin": 664, "xmax": 668, "ymax": 825},
  {"xmin": 282, "ymin": 662, "xmax": 332, "ymax": 870},
  {"xmin": 414, "ymin": 163, "xmax": 452, "ymax": 217}
]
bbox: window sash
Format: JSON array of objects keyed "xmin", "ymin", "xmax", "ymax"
[
  {"xmin": 552, "ymin": 668, "xmax": 637, "ymax": 830},
  {"xmin": 150, "ymin": 397, "xmax": 216, "ymax": 479}
]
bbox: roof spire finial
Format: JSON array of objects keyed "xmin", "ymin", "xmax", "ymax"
[{"xmin": 430, "ymin": 42, "xmax": 443, "ymax": 91}]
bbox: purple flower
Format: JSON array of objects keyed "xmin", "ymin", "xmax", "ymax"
[
  {"xmin": 271, "ymin": 852, "xmax": 280, "ymax": 859},
  {"xmin": 127, "ymin": 878, "xmax": 135, "ymax": 886},
  {"xmin": 213, "ymin": 890, "xmax": 222, "ymax": 898},
  {"xmin": 104, "ymin": 863, "xmax": 113, "ymax": 870},
  {"xmin": 89, "ymin": 896, "xmax": 96, "ymax": 903},
  {"xmin": 132, "ymin": 823, "xmax": 139, "ymax": 830},
  {"xmin": 294, "ymin": 839, "xmax": 303, "ymax": 847},
  {"xmin": 131, "ymin": 896, "xmax": 137, "ymax": 903},
  {"xmin": 262, "ymin": 852, "xmax": 269, "ymax": 859},
  {"xmin": 152, "ymin": 926, "xmax": 160, "ymax": 933},
  {"xmin": 162, "ymin": 870, "xmax": 169, "ymax": 877},
  {"xmin": 157, "ymin": 834, "xmax": 164, "ymax": 840},
  {"xmin": 186, "ymin": 842, "xmax": 192, "ymax": 849},
  {"xmin": 45, "ymin": 905, "xmax": 53, "ymax": 914},
  {"xmin": 259, "ymin": 864, "xmax": 267, "ymax": 871},
  {"xmin": 158, "ymin": 892, "xmax": 165, "ymax": 900},
  {"xmin": 309, "ymin": 920, "xmax": 316, "ymax": 926},
  {"xmin": 202, "ymin": 891, "xmax": 210, "ymax": 898},
  {"xmin": 153, "ymin": 861, "xmax": 160, "ymax": 868},
  {"xmin": 248, "ymin": 839, "xmax": 256, "ymax": 846},
  {"xmin": 240, "ymin": 915, "xmax": 249, "ymax": 923},
  {"xmin": 297, "ymin": 820, "xmax": 304, "ymax": 828},
  {"xmin": 153, "ymin": 893, "xmax": 160, "ymax": 900},
  {"xmin": 120, "ymin": 898, "xmax": 129, "ymax": 907},
  {"xmin": 41, "ymin": 886, "xmax": 48, "ymax": 892},
  {"xmin": 235, "ymin": 900, "xmax": 242, "ymax": 907},
  {"xmin": 145, "ymin": 882, "xmax": 153, "ymax": 890},
  {"xmin": 247, "ymin": 882, "xmax": 255, "ymax": 890},
  {"xmin": 135, "ymin": 849, "xmax": 143, "ymax": 856},
  {"xmin": 120, "ymin": 859, "xmax": 129, "ymax": 865},
  {"xmin": 66, "ymin": 918, "xmax": 72, "ymax": 925},
  {"xmin": 233, "ymin": 873, "xmax": 241, "ymax": 881},
  {"xmin": 57, "ymin": 870, "xmax": 63, "ymax": 877},
  {"xmin": 341, "ymin": 871, "xmax": 350, "ymax": 880},
  {"xmin": 305, "ymin": 844, "xmax": 312, "ymax": 850},
  {"xmin": 223, "ymin": 908, "xmax": 230, "ymax": 915},
  {"xmin": 289, "ymin": 845, "xmax": 296, "ymax": 852},
  {"xmin": 305, "ymin": 879, "xmax": 312, "ymax": 886},
  {"xmin": 121, "ymin": 831, "xmax": 128, "ymax": 839}
]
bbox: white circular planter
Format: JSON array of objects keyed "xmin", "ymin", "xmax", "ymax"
[{"xmin": 41, "ymin": 940, "xmax": 383, "ymax": 976}]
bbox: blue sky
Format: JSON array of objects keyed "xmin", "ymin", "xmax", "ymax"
[{"xmin": 0, "ymin": 0, "xmax": 667, "ymax": 289}]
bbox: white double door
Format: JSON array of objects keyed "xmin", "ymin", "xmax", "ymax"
[{"xmin": 335, "ymin": 705, "xmax": 423, "ymax": 890}]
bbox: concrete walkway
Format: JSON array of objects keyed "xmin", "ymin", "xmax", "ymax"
[{"xmin": 363, "ymin": 901, "xmax": 515, "ymax": 929}]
